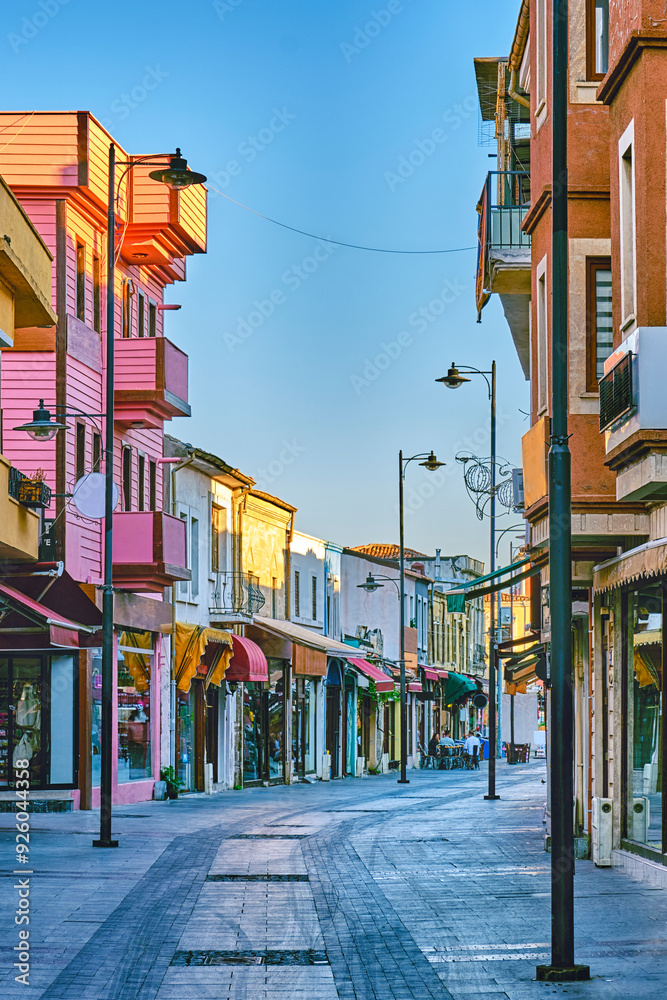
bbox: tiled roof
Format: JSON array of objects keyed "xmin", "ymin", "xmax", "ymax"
[{"xmin": 350, "ymin": 544, "xmax": 428, "ymax": 561}]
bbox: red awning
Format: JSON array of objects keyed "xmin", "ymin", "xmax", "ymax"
[
  {"xmin": 0, "ymin": 582, "xmax": 96, "ymax": 646},
  {"xmin": 346, "ymin": 657, "xmax": 395, "ymax": 692},
  {"xmin": 226, "ymin": 634, "xmax": 269, "ymax": 683},
  {"xmin": 408, "ymin": 682, "xmax": 422, "ymax": 692},
  {"xmin": 423, "ymin": 668, "xmax": 440, "ymax": 681},
  {"xmin": 433, "ymin": 668, "xmax": 449, "ymax": 679}
]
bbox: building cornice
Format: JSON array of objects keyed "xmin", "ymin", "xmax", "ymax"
[{"xmin": 598, "ymin": 34, "xmax": 667, "ymax": 105}]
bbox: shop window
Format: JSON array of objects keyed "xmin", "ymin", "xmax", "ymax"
[
  {"xmin": 92, "ymin": 255, "xmax": 101, "ymax": 333},
  {"xmin": 294, "ymin": 570, "xmax": 300, "ymax": 617},
  {"xmin": 76, "ymin": 242, "xmax": 86, "ymax": 321},
  {"xmin": 117, "ymin": 632, "xmax": 153, "ymax": 782},
  {"xmin": 586, "ymin": 257, "xmax": 613, "ymax": 390},
  {"xmin": 91, "ymin": 652, "xmax": 102, "ymax": 787},
  {"xmin": 586, "ymin": 0, "xmax": 609, "ymax": 81},
  {"xmin": 624, "ymin": 584, "xmax": 663, "ymax": 853},
  {"xmin": 122, "ymin": 446, "xmax": 132, "ymax": 510}
]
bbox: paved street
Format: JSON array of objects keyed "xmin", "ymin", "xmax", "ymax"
[{"xmin": 2, "ymin": 761, "xmax": 666, "ymax": 1000}]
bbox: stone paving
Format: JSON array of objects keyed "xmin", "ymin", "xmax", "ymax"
[{"xmin": 1, "ymin": 761, "xmax": 667, "ymax": 999}]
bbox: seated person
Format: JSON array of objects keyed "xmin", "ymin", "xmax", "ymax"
[
  {"xmin": 428, "ymin": 732, "xmax": 440, "ymax": 758},
  {"xmin": 439, "ymin": 730, "xmax": 456, "ymax": 747},
  {"xmin": 464, "ymin": 730, "xmax": 481, "ymax": 761}
]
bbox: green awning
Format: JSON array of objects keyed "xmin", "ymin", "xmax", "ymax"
[
  {"xmin": 445, "ymin": 556, "xmax": 539, "ymax": 604},
  {"xmin": 443, "ymin": 672, "xmax": 478, "ymax": 705},
  {"xmin": 446, "ymin": 592, "xmax": 466, "ymax": 614}
]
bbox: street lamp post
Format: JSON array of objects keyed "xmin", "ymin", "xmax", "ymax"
[
  {"xmin": 436, "ymin": 362, "xmax": 499, "ymax": 799},
  {"xmin": 397, "ymin": 451, "xmax": 444, "ymax": 784},
  {"xmin": 15, "ymin": 144, "xmax": 205, "ymax": 850}
]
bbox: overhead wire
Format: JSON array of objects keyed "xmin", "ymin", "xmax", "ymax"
[{"xmin": 206, "ymin": 184, "xmax": 477, "ymax": 255}]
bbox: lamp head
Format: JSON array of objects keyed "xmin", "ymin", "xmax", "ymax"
[
  {"xmin": 13, "ymin": 400, "xmax": 70, "ymax": 441},
  {"xmin": 419, "ymin": 451, "xmax": 445, "ymax": 472},
  {"xmin": 435, "ymin": 363, "xmax": 471, "ymax": 389},
  {"xmin": 358, "ymin": 573, "xmax": 383, "ymax": 593},
  {"xmin": 149, "ymin": 148, "xmax": 207, "ymax": 190}
]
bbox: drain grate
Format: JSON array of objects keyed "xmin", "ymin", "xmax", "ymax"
[
  {"xmin": 172, "ymin": 949, "xmax": 328, "ymax": 966},
  {"xmin": 228, "ymin": 833, "xmax": 307, "ymax": 840},
  {"xmin": 206, "ymin": 874, "xmax": 309, "ymax": 882}
]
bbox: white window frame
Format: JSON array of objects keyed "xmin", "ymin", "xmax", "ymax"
[
  {"xmin": 618, "ymin": 119, "xmax": 637, "ymax": 332},
  {"xmin": 175, "ymin": 502, "xmax": 200, "ymax": 604},
  {"xmin": 536, "ymin": 0, "xmax": 548, "ymax": 127},
  {"xmin": 536, "ymin": 254, "xmax": 549, "ymax": 415}
]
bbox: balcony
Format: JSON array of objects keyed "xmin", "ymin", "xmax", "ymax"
[
  {"xmin": 112, "ymin": 511, "xmax": 191, "ymax": 592},
  {"xmin": 121, "ymin": 161, "xmax": 207, "ymax": 264},
  {"xmin": 114, "ymin": 336, "xmax": 190, "ymax": 429},
  {"xmin": 477, "ymin": 170, "xmax": 531, "ymax": 376},
  {"xmin": 0, "ymin": 457, "xmax": 39, "ymax": 561},
  {"xmin": 603, "ymin": 328, "xmax": 667, "ymax": 501},
  {"xmin": 209, "ymin": 572, "xmax": 266, "ymax": 625}
]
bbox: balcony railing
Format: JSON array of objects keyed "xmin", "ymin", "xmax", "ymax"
[
  {"xmin": 112, "ymin": 511, "xmax": 191, "ymax": 592},
  {"xmin": 483, "ymin": 170, "xmax": 531, "ymax": 251},
  {"xmin": 210, "ymin": 572, "xmax": 266, "ymax": 621},
  {"xmin": 7, "ymin": 466, "xmax": 51, "ymax": 509}
]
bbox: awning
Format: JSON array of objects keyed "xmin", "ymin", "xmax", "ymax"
[
  {"xmin": 408, "ymin": 682, "xmax": 422, "ymax": 692},
  {"xmin": 442, "ymin": 671, "xmax": 478, "ymax": 705},
  {"xmin": 0, "ymin": 581, "xmax": 98, "ymax": 647},
  {"xmin": 423, "ymin": 667, "xmax": 440, "ymax": 681},
  {"xmin": 226, "ymin": 634, "xmax": 269, "ymax": 683},
  {"xmin": 445, "ymin": 556, "xmax": 538, "ymax": 602},
  {"xmin": 593, "ymin": 538, "xmax": 667, "ymax": 594},
  {"xmin": 346, "ymin": 657, "xmax": 395, "ymax": 692},
  {"xmin": 174, "ymin": 622, "xmax": 233, "ymax": 692},
  {"xmin": 248, "ymin": 616, "xmax": 363, "ymax": 658}
]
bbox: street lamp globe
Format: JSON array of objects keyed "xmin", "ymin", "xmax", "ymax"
[
  {"xmin": 149, "ymin": 149, "xmax": 207, "ymax": 190},
  {"xmin": 358, "ymin": 574, "xmax": 383, "ymax": 593},
  {"xmin": 435, "ymin": 363, "xmax": 471, "ymax": 389},
  {"xmin": 13, "ymin": 400, "xmax": 70, "ymax": 441}
]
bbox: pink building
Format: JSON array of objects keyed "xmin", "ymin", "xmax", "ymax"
[{"xmin": 0, "ymin": 111, "xmax": 207, "ymax": 809}]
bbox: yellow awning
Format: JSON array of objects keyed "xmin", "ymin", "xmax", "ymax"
[{"xmin": 174, "ymin": 622, "xmax": 233, "ymax": 693}]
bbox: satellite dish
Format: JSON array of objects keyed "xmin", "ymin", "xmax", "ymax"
[{"xmin": 72, "ymin": 473, "xmax": 119, "ymax": 519}]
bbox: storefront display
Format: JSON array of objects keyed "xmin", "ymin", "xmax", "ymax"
[
  {"xmin": 117, "ymin": 632, "xmax": 153, "ymax": 783},
  {"xmin": 0, "ymin": 654, "xmax": 75, "ymax": 788},
  {"xmin": 624, "ymin": 584, "xmax": 663, "ymax": 851},
  {"xmin": 292, "ymin": 677, "xmax": 316, "ymax": 777}
]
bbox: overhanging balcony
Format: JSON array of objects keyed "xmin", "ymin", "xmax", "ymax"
[
  {"xmin": 603, "ymin": 328, "xmax": 667, "ymax": 501},
  {"xmin": 209, "ymin": 571, "xmax": 266, "ymax": 625},
  {"xmin": 114, "ymin": 336, "xmax": 190, "ymax": 429},
  {"xmin": 113, "ymin": 511, "xmax": 191, "ymax": 592},
  {"xmin": 0, "ymin": 457, "xmax": 39, "ymax": 561},
  {"xmin": 477, "ymin": 170, "xmax": 531, "ymax": 377}
]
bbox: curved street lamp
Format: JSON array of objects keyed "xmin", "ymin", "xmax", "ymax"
[
  {"xmin": 357, "ymin": 573, "xmax": 401, "ymax": 596},
  {"xmin": 397, "ymin": 450, "xmax": 444, "ymax": 784},
  {"xmin": 436, "ymin": 360, "xmax": 501, "ymax": 799},
  {"xmin": 16, "ymin": 144, "xmax": 206, "ymax": 850}
]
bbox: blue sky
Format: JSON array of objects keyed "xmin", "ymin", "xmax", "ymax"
[{"xmin": 2, "ymin": 0, "xmax": 527, "ymax": 568}]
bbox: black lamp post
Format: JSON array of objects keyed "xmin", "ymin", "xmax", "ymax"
[
  {"xmin": 436, "ymin": 361, "xmax": 499, "ymax": 798},
  {"xmin": 397, "ymin": 451, "xmax": 444, "ymax": 784},
  {"xmin": 16, "ymin": 144, "xmax": 206, "ymax": 851}
]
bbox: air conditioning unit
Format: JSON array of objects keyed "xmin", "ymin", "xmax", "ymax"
[
  {"xmin": 631, "ymin": 796, "xmax": 650, "ymax": 842},
  {"xmin": 591, "ymin": 796, "xmax": 613, "ymax": 866}
]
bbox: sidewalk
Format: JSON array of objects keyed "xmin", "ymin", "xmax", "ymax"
[{"xmin": 1, "ymin": 761, "xmax": 666, "ymax": 999}]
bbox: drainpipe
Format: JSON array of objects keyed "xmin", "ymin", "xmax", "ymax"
[{"xmin": 508, "ymin": 0, "xmax": 530, "ymax": 111}]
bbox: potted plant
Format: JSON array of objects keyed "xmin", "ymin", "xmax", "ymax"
[{"xmin": 160, "ymin": 766, "xmax": 184, "ymax": 800}]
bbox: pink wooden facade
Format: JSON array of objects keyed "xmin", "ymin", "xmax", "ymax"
[{"xmin": 0, "ymin": 111, "xmax": 207, "ymax": 807}]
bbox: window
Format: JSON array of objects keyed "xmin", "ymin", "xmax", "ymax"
[
  {"xmin": 311, "ymin": 576, "xmax": 317, "ymax": 621},
  {"xmin": 178, "ymin": 509, "xmax": 189, "ymax": 599},
  {"xmin": 190, "ymin": 517, "xmax": 199, "ymax": 600},
  {"xmin": 122, "ymin": 281, "xmax": 131, "ymax": 338},
  {"xmin": 211, "ymin": 504, "xmax": 225, "ymax": 572},
  {"xmin": 536, "ymin": 0, "xmax": 548, "ymax": 116},
  {"xmin": 137, "ymin": 453, "xmax": 145, "ymax": 511},
  {"xmin": 116, "ymin": 631, "xmax": 153, "ymax": 783},
  {"xmin": 92, "ymin": 432, "xmax": 101, "ymax": 471},
  {"xmin": 619, "ymin": 124, "xmax": 636, "ymax": 328},
  {"xmin": 76, "ymin": 242, "xmax": 86, "ymax": 321},
  {"xmin": 148, "ymin": 300, "xmax": 157, "ymax": 337},
  {"xmin": 587, "ymin": 0, "xmax": 609, "ymax": 80},
  {"xmin": 536, "ymin": 258, "xmax": 548, "ymax": 413},
  {"xmin": 122, "ymin": 446, "xmax": 132, "ymax": 510},
  {"xmin": 586, "ymin": 257, "xmax": 613, "ymax": 390},
  {"xmin": 149, "ymin": 460, "xmax": 157, "ymax": 511},
  {"xmin": 137, "ymin": 291, "xmax": 145, "ymax": 338},
  {"xmin": 294, "ymin": 570, "xmax": 300, "ymax": 617},
  {"xmin": 75, "ymin": 422, "xmax": 86, "ymax": 481},
  {"xmin": 92, "ymin": 255, "xmax": 101, "ymax": 333}
]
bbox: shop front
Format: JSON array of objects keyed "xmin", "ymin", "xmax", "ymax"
[{"xmin": 174, "ymin": 622, "xmax": 234, "ymax": 792}]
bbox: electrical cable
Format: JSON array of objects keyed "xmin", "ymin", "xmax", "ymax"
[{"xmin": 207, "ymin": 184, "xmax": 477, "ymax": 255}]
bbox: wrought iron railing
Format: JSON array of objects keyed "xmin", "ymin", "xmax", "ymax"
[
  {"xmin": 210, "ymin": 571, "xmax": 266, "ymax": 616},
  {"xmin": 599, "ymin": 351, "xmax": 634, "ymax": 431},
  {"xmin": 8, "ymin": 466, "xmax": 52, "ymax": 509}
]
